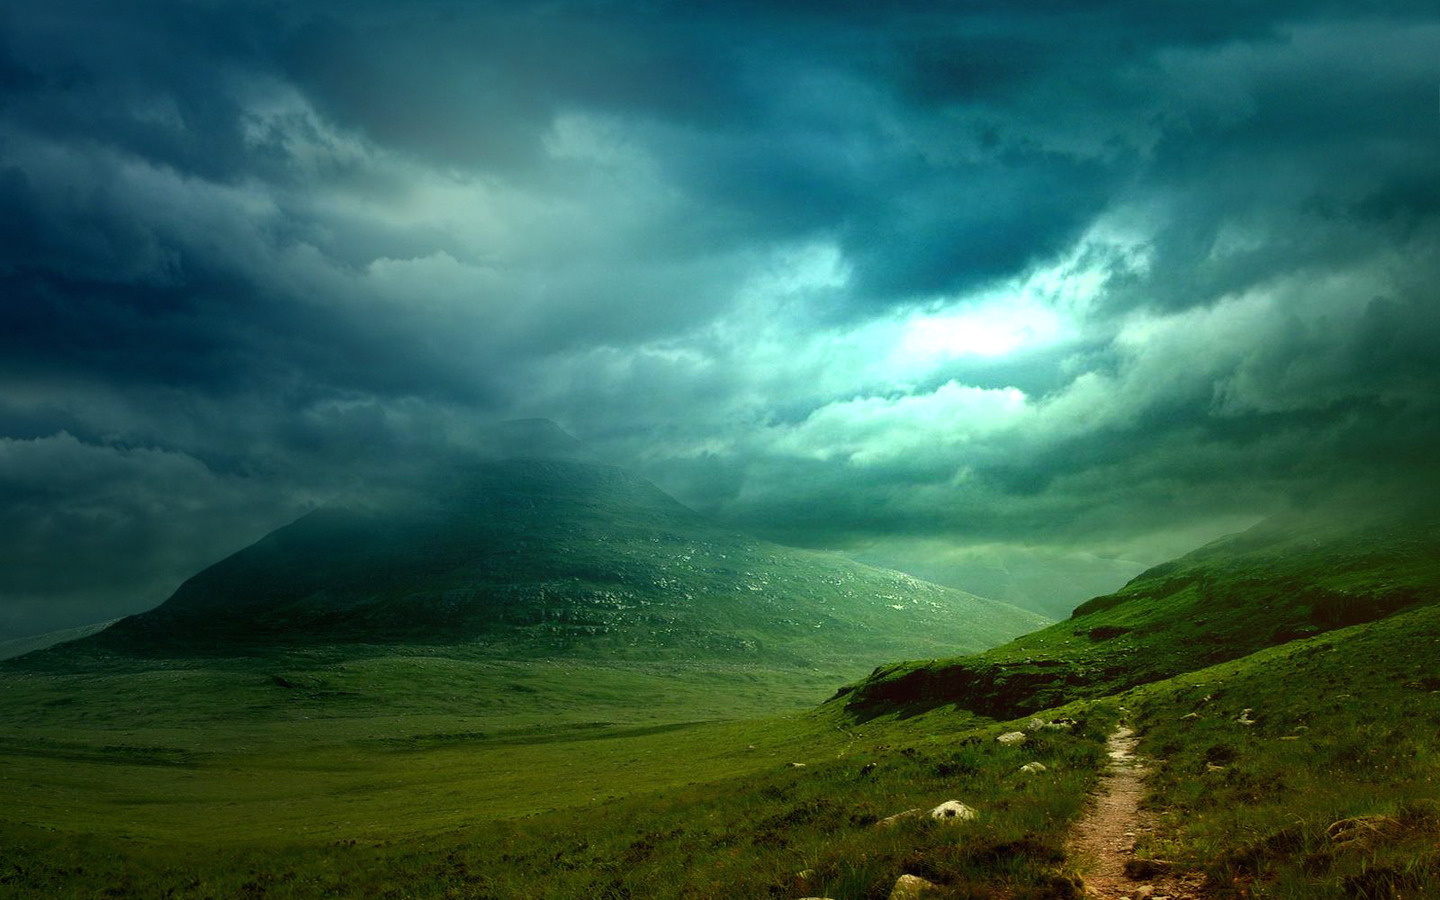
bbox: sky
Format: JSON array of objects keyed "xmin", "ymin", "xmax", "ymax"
[{"xmin": 2, "ymin": 1, "xmax": 1438, "ymax": 636}]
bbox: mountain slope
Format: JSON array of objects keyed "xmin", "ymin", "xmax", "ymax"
[
  {"xmin": 1121, "ymin": 597, "xmax": 1440, "ymax": 899},
  {"xmin": 42, "ymin": 457, "xmax": 1043, "ymax": 678},
  {"xmin": 0, "ymin": 619, "xmax": 119, "ymax": 661},
  {"xmin": 839, "ymin": 507, "xmax": 1440, "ymax": 719}
]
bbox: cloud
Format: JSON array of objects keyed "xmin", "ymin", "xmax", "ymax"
[{"xmin": 0, "ymin": 1, "xmax": 1438, "ymax": 633}]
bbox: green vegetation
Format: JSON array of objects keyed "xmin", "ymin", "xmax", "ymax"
[
  {"xmin": 1125, "ymin": 600, "xmax": 1440, "ymax": 899},
  {"xmin": 840, "ymin": 509, "xmax": 1440, "ymax": 719},
  {"xmin": 0, "ymin": 675, "xmax": 1116, "ymax": 898},
  {"xmin": 48, "ymin": 458, "xmax": 1042, "ymax": 690},
  {"xmin": 6, "ymin": 506, "xmax": 1438, "ymax": 898}
]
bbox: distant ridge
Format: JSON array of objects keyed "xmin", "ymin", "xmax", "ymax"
[
  {"xmin": 41, "ymin": 451, "xmax": 1045, "ymax": 674},
  {"xmin": 0, "ymin": 619, "xmax": 120, "ymax": 661}
]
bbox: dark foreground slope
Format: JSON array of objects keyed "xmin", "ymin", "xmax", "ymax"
[{"xmin": 839, "ymin": 508, "xmax": 1440, "ymax": 719}]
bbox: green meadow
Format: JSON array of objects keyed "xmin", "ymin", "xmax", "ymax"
[
  {"xmin": 0, "ymin": 653, "xmax": 1115, "ymax": 899},
  {"xmin": 5, "ymin": 511, "xmax": 1439, "ymax": 898}
]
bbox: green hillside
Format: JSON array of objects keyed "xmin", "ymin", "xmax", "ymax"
[
  {"xmin": 4, "ymin": 505, "xmax": 1438, "ymax": 898},
  {"xmin": 839, "ymin": 509, "xmax": 1440, "ymax": 719},
  {"xmin": 1121, "ymin": 598, "xmax": 1440, "ymax": 899},
  {"xmin": 8, "ymin": 456, "xmax": 1043, "ymax": 727}
]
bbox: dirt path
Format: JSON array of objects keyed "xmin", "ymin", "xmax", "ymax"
[{"xmin": 1066, "ymin": 726, "xmax": 1207, "ymax": 899}]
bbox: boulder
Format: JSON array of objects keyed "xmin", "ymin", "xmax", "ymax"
[
  {"xmin": 888, "ymin": 874, "xmax": 940, "ymax": 900},
  {"xmin": 1019, "ymin": 762, "xmax": 1048, "ymax": 774},
  {"xmin": 788, "ymin": 762, "xmax": 807, "ymax": 768},
  {"xmin": 997, "ymin": 731, "xmax": 1027, "ymax": 745},
  {"xmin": 1025, "ymin": 717, "xmax": 1046, "ymax": 732},
  {"xmin": 929, "ymin": 800, "xmax": 977, "ymax": 822}
]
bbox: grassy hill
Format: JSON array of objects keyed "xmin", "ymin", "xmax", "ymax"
[
  {"xmin": 838, "ymin": 508, "xmax": 1440, "ymax": 719},
  {"xmin": 3, "ymin": 504, "xmax": 1438, "ymax": 898},
  {"xmin": 1121, "ymin": 597, "xmax": 1440, "ymax": 900},
  {"xmin": 4, "ymin": 453, "xmax": 1044, "ymax": 737},
  {"xmin": 55, "ymin": 458, "xmax": 1043, "ymax": 667}
]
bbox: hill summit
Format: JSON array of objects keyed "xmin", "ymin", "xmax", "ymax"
[{"xmin": 82, "ymin": 438, "xmax": 1045, "ymax": 673}]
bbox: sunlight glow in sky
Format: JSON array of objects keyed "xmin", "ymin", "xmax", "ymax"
[{"xmin": 1, "ymin": 1, "xmax": 1437, "ymax": 635}]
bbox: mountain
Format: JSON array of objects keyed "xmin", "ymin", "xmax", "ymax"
[
  {"xmin": 57, "ymin": 454, "xmax": 1044, "ymax": 676},
  {"xmin": 838, "ymin": 506, "xmax": 1440, "ymax": 719},
  {"xmin": 0, "ymin": 619, "xmax": 119, "ymax": 661},
  {"xmin": 846, "ymin": 541, "xmax": 1146, "ymax": 619}
]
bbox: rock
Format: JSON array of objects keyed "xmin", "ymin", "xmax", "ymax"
[
  {"xmin": 1019, "ymin": 762, "xmax": 1048, "ymax": 774},
  {"xmin": 1025, "ymin": 717, "xmax": 1046, "ymax": 732},
  {"xmin": 889, "ymin": 874, "xmax": 940, "ymax": 900},
  {"xmin": 1179, "ymin": 712, "xmax": 1200, "ymax": 720},
  {"xmin": 860, "ymin": 762, "xmax": 877, "ymax": 776},
  {"xmin": 1205, "ymin": 763, "xmax": 1226, "ymax": 772},
  {"xmin": 788, "ymin": 762, "xmax": 807, "ymax": 768},
  {"xmin": 875, "ymin": 808, "xmax": 923, "ymax": 828},
  {"xmin": 1124, "ymin": 858, "xmax": 1173, "ymax": 880},
  {"xmin": 997, "ymin": 731, "xmax": 1028, "ymax": 745},
  {"xmin": 1235, "ymin": 708, "xmax": 1256, "ymax": 726},
  {"xmin": 929, "ymin": 800, "xmax": 977, "ymax": 822}
]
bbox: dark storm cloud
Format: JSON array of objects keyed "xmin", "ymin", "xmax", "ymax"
[{"xmin": 1, "ymin": 0, "xmax": 1438, "ymax": 633}]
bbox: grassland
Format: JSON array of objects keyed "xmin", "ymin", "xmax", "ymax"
[
  {"xmin": 1123, "ymin": 599, "xmax": 1440, "ymax": 899},
  {"xmin": 840, "ymin": 510, "xmax": 1440, "ymax": 719},
  {"xmin": 5, "ymin": 508, "xmax": 1438, "ymax": 898},
  {"xmin": 0, "ymin": 660, "xmax": 1117, "ymax": 899}
]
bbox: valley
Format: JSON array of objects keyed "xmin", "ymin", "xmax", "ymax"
[{"xmin": 4, "ymin": 503, "xmax": 1439, "ymax": 897}]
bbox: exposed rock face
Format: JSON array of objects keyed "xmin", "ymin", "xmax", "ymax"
[
  {"xmin": 929, "ymin": 800, "xmax": 977, "ymax": 822},
  {"xmin": 997, "ymin": 730, "xmax": 1028, "ymax": 745}
]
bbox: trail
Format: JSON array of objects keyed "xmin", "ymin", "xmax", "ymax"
[{"xmin": 1067, "ymin": 726, "xmax": 1207, "ymax": 899}]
